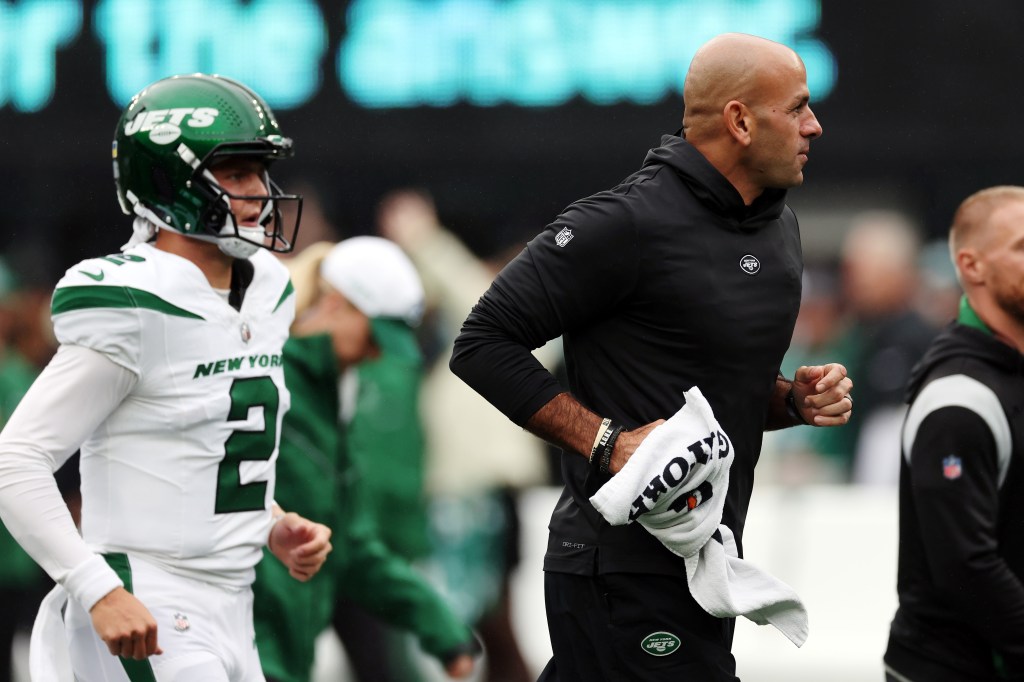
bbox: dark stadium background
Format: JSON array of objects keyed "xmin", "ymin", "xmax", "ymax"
[{"xmin": 1, "ymin": 0, "xmax": 1021, "ymax": 283}]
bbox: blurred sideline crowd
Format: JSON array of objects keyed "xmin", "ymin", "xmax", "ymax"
[
  {"xmin": 764, "ymin": 209, "xmax": 959, "ymax": 487},
  {"xmin": 0, "ymin": 187, "xmax": 957, "ymax": 680}
]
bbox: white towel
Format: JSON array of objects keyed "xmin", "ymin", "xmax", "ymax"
[
  {"xmin": 29, "ymin": 584, "xmax": 74, "ymax": 681},
  {"xmin": 589, "ymin": 386, "xmax": 808, "ymax": 646}
]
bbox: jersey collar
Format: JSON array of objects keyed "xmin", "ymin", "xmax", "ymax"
[{"xmin": 958, "ymin": 295, "xmax": 992, "ymax": 336}]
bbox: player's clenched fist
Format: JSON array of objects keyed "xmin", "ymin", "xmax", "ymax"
[
  {"xmin": 89, "ymin": 587, "xmax": 163, "ymax": 659},
  {"xmin": 268, "ymin": 511, "xmax": 333, "ymax": 582}
]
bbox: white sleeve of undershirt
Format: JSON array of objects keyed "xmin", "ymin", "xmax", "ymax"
[{"xmin": 0, "ymin": 344, "xmax": 138, "ymax": 611}]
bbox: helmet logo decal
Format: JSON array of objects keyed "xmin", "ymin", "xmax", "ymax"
[
  {"xmin": 123, "ymin": 107, "xmax": 220, "ymax": 137},
  {"xmin": 150, "ymin": 123, "xmax": 182, "ymax": 146}
]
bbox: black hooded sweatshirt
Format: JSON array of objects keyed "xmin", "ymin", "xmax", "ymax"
[
  {"xmin": 885, "ymin": 316, "xmax": 1024, "ymax": 681},
  {"xmin": 450, "ymin": 133, "xmax": 803, "ymax": 577}
]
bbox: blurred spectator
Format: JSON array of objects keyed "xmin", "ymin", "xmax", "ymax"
[
  {"xmin": 255, "ymin": 239, "xmax": 478, "ymax": 682},
  {"xmin": 0, "ymin": 258, "xmax": 39, "ymax": 424},
  {"xmin": 768, "ymin": 265, "xmax": 857, "ymax": 483},
  {"xmin": 322, "ymin": 236, "xmax": 463, "ymax": 681},
  {"xmin": 914, "ymin": 238, "xmax": 962, "ymax": 328},
  {"xmin": 0, "ymin": 256, "xmax": 53, "ymax": 682},
  {"xmin": 379, "ymin": 189, "xmax": 556, "ymax": 682},
  {"xmin": 0, "ymin": 256, "xmax": 57, "ymax": 679},
  {"xmin": 839, "ymin": 211, "xmax": 940, "ymax": 485}
]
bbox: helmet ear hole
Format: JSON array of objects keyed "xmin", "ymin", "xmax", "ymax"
[
  {"xmin": 202, "ymin": 198, "xmax": 228, "ymax": 231},
  {"xmin": 209, "ymin": 205, "xmax": 228, "ymax": 230}
]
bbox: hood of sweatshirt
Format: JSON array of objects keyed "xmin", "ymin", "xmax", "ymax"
[
  {"xmin": 905, "ymin": 321, "xmax": 1024, "ymax": 401},
  {"xmin": 641, "ymin": 133, "xmax": 789, "ymax": 230}
]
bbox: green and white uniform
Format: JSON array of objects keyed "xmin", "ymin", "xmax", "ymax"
[
  {"xmin": 52, "ymin": 243, "xmax": 293, "ymax": 587},
  {"xmin": 0, "ymin": 243, "xmax": 294, "ymax": 682}
]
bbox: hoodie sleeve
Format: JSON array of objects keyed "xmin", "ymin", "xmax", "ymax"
[
  {"xmin": 907, "ymin": 403, "xmax": 1024, "ymax": 660},
  {"xmin": 450, "ymin": 193, "xmax": 640, "ymax": 426}
]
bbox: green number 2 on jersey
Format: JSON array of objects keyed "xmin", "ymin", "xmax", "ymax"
[{"xmin": 215, "ymin": 376, "xmax": 279, "ymax": 514}]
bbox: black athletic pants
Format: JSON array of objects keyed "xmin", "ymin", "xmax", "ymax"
[{"xmin": 536, "ymin": 571, "xmax": 740, "ymax": 682}]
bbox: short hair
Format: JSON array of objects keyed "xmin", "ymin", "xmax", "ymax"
[{"xmin": 949, "ymin": 185, "xmax": 1024, "ymax": 258}]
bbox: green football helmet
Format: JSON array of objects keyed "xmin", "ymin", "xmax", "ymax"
[{"xmin": 112, "ymin": 73, "xmax": 302, "ymax": 257}]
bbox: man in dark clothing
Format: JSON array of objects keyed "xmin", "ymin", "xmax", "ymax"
[
  {"xmin": 885, "ymin": 186, "xmax": 1024, "ymax": 682},
  {"xmin": 450, "ymin": 33, "xmax": 853, "ymax": 681}
]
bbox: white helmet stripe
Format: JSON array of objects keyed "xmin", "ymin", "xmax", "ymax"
[{"xmin": 176, "ymin": 143, "xmax": 201, "ymax": 168}]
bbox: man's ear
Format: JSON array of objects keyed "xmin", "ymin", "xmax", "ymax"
[
  {"xmin": 956, "ymin": 248, "xmax": 985, "ymax": 286},
  {"xmin": 724, "ymin": 100, "xmax": 752, "ymax": 146}
]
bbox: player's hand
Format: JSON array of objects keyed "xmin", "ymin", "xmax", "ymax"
[
  {"xmin": 89, "ymin": 587, "xmax": 163, "ymax": 659},
  {"xmin": 792, "ymin": 363, "xmax": 853, "ymax": 427},
  {"xmin": 268, "ymin": 512, "xmax": 333, "ymax": 582},
  {"xmin": 608, "ymin": 419, "xmax": 665, "ymax": 474}
]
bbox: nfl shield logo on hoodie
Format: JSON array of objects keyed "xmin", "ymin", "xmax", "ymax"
[
  {"xmin": 942, "ymin": 455, "xmax": 962, "ymax": 480},
  {"xmin": 555, "ymin": 226, "xmax": 574, "ymax": 247}
]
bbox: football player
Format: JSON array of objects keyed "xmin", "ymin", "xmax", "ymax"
[{"xmin": 0, "ymin": 73, "xmax": 331, "ymax": 681}]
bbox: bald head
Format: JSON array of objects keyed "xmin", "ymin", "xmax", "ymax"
[{"xmin": 682, "ymin": 33, "xmax": 804, "ymax": 141}]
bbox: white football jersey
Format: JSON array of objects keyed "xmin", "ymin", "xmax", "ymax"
[{"xmin": 50, "ymin": 243, "xmax": 294, "ymax": 588}]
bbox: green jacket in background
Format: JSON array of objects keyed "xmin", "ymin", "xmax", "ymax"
[
  {"xmin": 253, "ymin": 334, "xmax": 471, "ymax": 682},
  {"xmin": 0, "ymin": 351, "xmax": 46, "ymax": 588},
  {"xmin": 346, "ymin": 340, "xmax": 430, "ymax": 562}
]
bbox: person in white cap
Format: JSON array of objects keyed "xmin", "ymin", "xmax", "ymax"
[{"xmin": 254, "ymin": 237, "xmax": 478, "ymax": 682}]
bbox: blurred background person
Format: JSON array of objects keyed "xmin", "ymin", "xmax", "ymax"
[
  {"xmin": 378, "ymin": 189, "xmax": 557, "ymax": 682},
  {"xmin": 838, "ymin": 211, "xmax": 939, "ymax": 486},
  {"xmin": 914, "ymin": 237, "xmax": 963, "ymax": 330},
  {"xmin": 766, "ymin": 264, "xmax": 855, "ymax": 484},
  {"xmin": 255, "ymin": 237, "xmax": 479, "ymax": 682},
  {"xmin": 0, "ymin": 257, "xmax": 52, "ymax": 682}
]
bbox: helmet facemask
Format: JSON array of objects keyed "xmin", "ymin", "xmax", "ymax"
[{"xmin": 187, "ymin": 144, "xmax": 302, "ymax": 259}]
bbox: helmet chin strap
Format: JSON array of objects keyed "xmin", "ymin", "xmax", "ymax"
[
  {"xmin": 211, "ymin": 181, "xmax": 266, "ymax": 259},
  {"xmin": 217, "ymin": 215, "xmax": 264, "ymax": 259}
]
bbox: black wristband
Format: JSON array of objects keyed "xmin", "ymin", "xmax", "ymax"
[
  {"xmin": 785, "ymin": 388, "xmax": 808, "ymax": 425},
  {"xmin": 598, "ymin": 425, "xmax": 626, "ymax": 474}
]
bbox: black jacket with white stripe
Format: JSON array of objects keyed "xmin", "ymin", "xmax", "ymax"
[{"xmin": 886, "ymin": 318, "xmax": 1024, "ymax": 681}]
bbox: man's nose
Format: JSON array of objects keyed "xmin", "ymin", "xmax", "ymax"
[{"xmin": 804, "ymin": 108, "xmax": 822, "ymax": 139}]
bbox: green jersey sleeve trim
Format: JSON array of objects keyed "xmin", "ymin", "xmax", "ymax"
[
  {"xmin": 273, "ymin": 279, "xmax": 295, "ymax": 313},
  {"xmin": 51, "ymin": 285, "xmax": 204, "ymax": 320}
]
